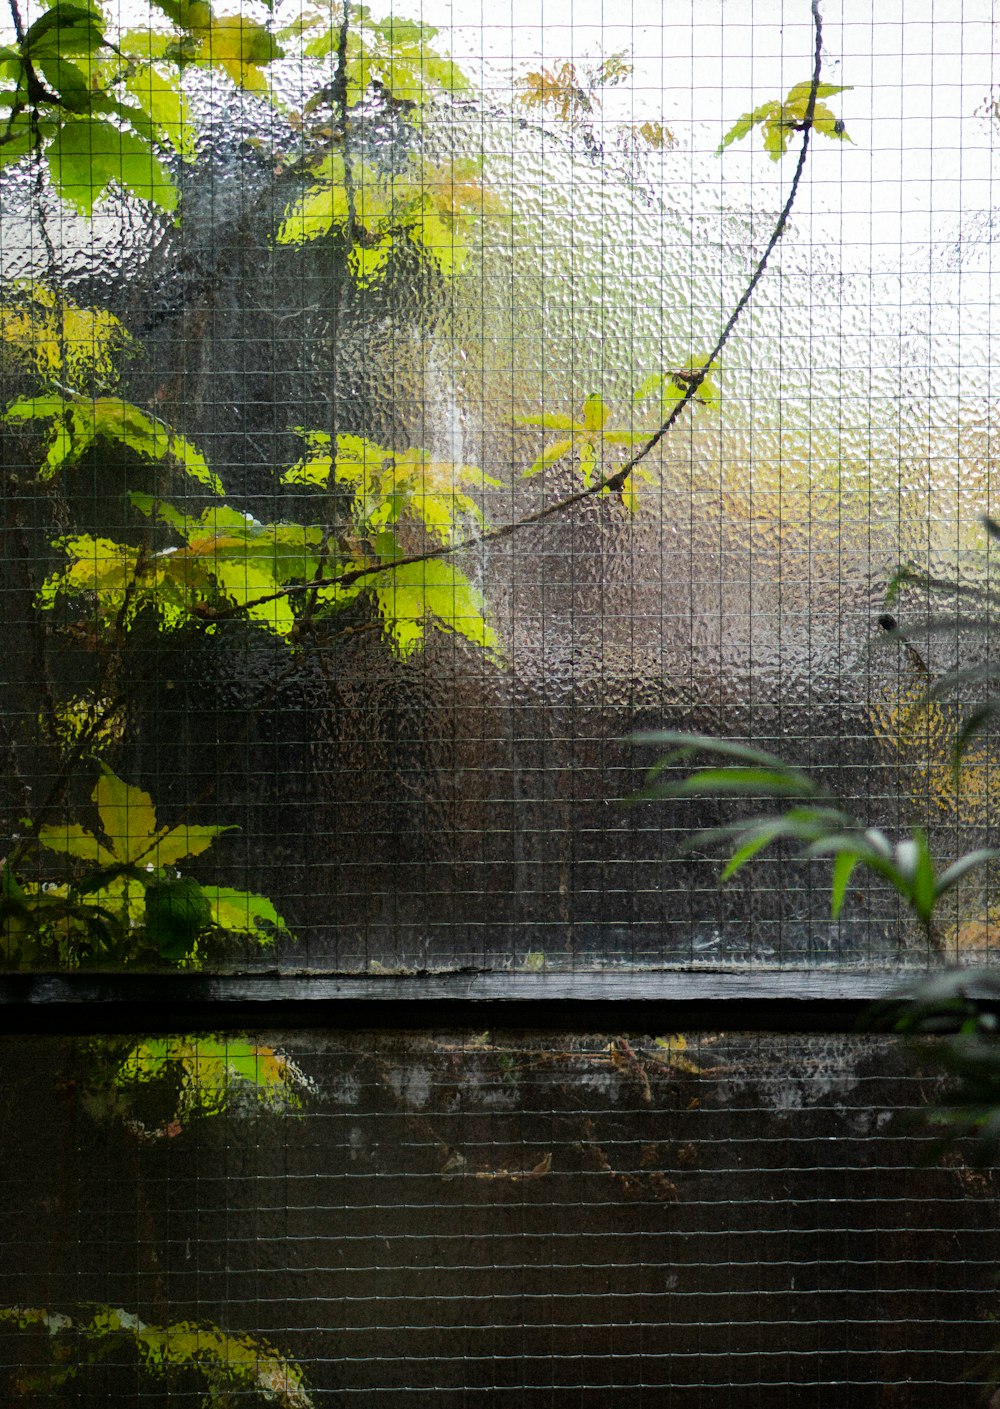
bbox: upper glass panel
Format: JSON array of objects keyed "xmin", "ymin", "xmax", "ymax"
[{"xmin": 1, "ymin": 0, "xmax": 997, "ymax": 972}]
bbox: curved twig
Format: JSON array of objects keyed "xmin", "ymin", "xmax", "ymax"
[{"xmin": 203, "ymin": 0, "xmax": 828, "ymax": 623}]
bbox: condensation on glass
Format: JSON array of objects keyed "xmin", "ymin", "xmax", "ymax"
[{"xmin": 1, "ymin": 1, "xmax": 998, "ymax": 971}]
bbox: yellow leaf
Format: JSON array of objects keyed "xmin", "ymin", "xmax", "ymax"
[
  {"xmin": 154, "ymin": 824, "xmax": 232, "ymax": 867},
  {"xmin": 634, "ymin": 119, "xmax": 675, "ymax": 150},
  {"xmin": 94, "ymin": 766, "xmax": 160, "ymax": 864},
  {"xmin": 36, "ymin": 822, "xmax": 117, "ymax": 868},
  {"xmin": 582, "ymin": 393, "xmax": 608, "ymax": 432}
]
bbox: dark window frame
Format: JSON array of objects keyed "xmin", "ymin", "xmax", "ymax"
[{"xmin": 0, "ymin": 969, "xmax": 913, "ymax": 1035}]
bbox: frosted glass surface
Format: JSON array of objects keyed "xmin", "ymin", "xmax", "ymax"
[{"xmin": 2, "ymin": 1, "xmax": 999, "ymax": 970}]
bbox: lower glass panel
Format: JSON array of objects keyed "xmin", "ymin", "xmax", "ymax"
[{"xmin": 0, "ymin": 1030, "xmax": 996, "ymax": 1406}]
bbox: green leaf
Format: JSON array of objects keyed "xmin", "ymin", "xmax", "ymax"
[
  {"xmin": 662, "ymin": 766, "xmax": 819, "ymax": 799},
  {"xmin": 197, "ymin": 15, "xmax": 283, "ymax": 88},
  {"xmin": 0, "ymin": 122, "xmax": 34, "ymax": 169},
  {"xmin": 36, "ymin": 821, "xmax": 116, "ymax": 867},
  {"xmin": 144, "ymin": 875, "xmax": 212, "ymax": 960},
  {"xmin": 375, "ymin": 558, "xmax": 498, "ymax": 658},
  {"xmin": 38, "ymin": 56, "xmax": 95, "ymax": 113},
  {"xmin": 831, "ymin": 850, "xmax": 859, "ymax": 920},
  {"xmin": 347, "ymin": 235, "xmax": 393, "ymax": 288},
  {"xmin": 894, "ymin": 830, "xmax": 936, "ymax": 922},
  {"xmin": 154, "ymin": 823, "xmax": 233, "ymax": 867},
  {"xmin": 720, "ymin": 822, "xmax": 791, "ymax": 880},
  {"xmin": 1, "ymin": 862, "xmax": 26, "ymax": 904},
  {"xmin": 6, "ymin": 394, "xmax": 220, "ymax": 491},
  {"xmin": 582, "ymin": 393, "xmax": 608, "ymax": 432},
  {"xmin": 717, "ymin": 99, "xmax": 780, "ymax": 154},
  {"xmin": 22, "ymin": 3, "xmax": 104, "ymax": 58},
  {"xmin": 212, "ymin": 558, "xmax": 295, "ymax": 636},
  {"xmin": 48, "ymin": 118, "xmax": 177, "ymax": 214},
  {"xmin": 523, "ymin": 437, "xmax": 574, "ymax": 477},
  {"xmin": 119, "ymin": 28, "xmax": 173, "ymax": 61},
  {"xmin": 203, "ymin": 885, "xmax": 290, "ymax": 940},
  {"xmin": 276, "ymin": 175, "xmax": 351, "ymax": 245},
  {"xmin": 935, "ymin": 849, "xmax": 998, "ymax": 898},
  {"xmin": 125, "ymin": 64, "xmax": 196, "ymax": 158},
  {"xmin": 717, "ymin": 83, "xmax": 852, "ymax": 160},
  {"xmin": 95, "ymin": 764, "xmax": 159, "ymax": 864},
  {"xmin": 813, "ymin": 107, "xmax": 854, "ymax": 143},
  {"xmin": 785, "ymin": 81, "xmax": 850, "ymax": 103}
]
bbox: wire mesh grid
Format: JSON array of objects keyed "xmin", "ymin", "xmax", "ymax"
[
  {"xmin": 1, "ymin": 0, "xmax": 999, "ymax": 973},
  {"xmin": 4, "ymin": 8, "xmax": 1000, "ymax": 1403},
  {"xmin": 0, "ymin": 1028, "xmax": 997, "ymax": 1405}
]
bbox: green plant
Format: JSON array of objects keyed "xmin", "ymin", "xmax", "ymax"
[
  {"xmin": 0, "ymin": 7, "xmax": 883, "ymax": 1400},
  {"xmin": 717, "ymin": 78, "xmax": 853, "ymax": 159},
  {"xmin": 514, "ymin": 369, "xmax": 719, "ymax": 510},
  {"xmin": 3, "ymin": 764, "xmax": 286, "ymax": 966},
  {"xmin": 630, "ymin": 731, "xmax": 997, "ymax": 949},
  {"xmin": 81, "ymin": 1034, "xmax": 314, "ymax": 1137},
  {"xmin": 0, "ymin": 1304, "xmax": 312, "ymax": 1406}
]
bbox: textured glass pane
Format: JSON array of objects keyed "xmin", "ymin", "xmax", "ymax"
[
  {"xmin": 0, "ymin": 1030, "xmax": 996, "ymax": 1404},
  {"xmin": 1, "ymin": 1, "xmax": 998, "ymax": 970}
]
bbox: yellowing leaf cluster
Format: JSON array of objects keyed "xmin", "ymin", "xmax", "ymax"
[
  {"xmin": 5, "ymin": 390, "xmax": 222, "ymax": 490},
  {"xmin": 117, "ymin": 1035, "xmax": 313, "ymax": 1127},
  {"xmin": 283, "ymin": 429, "xmax": 500, "ymax": 656},
  {"xmin": 278, "ymin": 154, "xmax": 499, "ymax": 284},
  {"xmin": 38, "ymin": 763, "xmax": 232, "ymax": 872},
  {"xmin": 717, "ymin": 80, "xmax": 853, "ymax": 160},
  {"xmin": 0, "ymin": 282, "xmax": 129, "ymax": 392},
  {"xmin": 294, "ymin": 3, "xmax": 466, "ymax": 108}
]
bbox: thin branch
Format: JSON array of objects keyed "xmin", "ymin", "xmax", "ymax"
[
  {"xmin": 7, "ymin": 0, "xmax": 24, "ymax": 45},
  {"xmin": 204, "ymin": 0, "xmax": 828, "ymax": 624}
]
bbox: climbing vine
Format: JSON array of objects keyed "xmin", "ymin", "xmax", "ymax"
[{"xmin": 0, "ymin": 0, "xmax": 855, "ymax": 1396}]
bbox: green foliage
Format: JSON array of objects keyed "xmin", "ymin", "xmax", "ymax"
[
  {"xmin": 48, "ymin": 117, "xmax": 177, "ymax": 213},
  {"xmin": 289, "ymin": 3, "xmax": 466, "ymax": 105},
  {"xmin": 78, "ymin": 1034, "xmax": 316, "ymax": 1137},
  {"xmin": 4, "ymin": 390, "xmax": 222, "ymax": 489},
  {"xmin": 0, "ymin": 281, "xmax": 130, "ymax": 391},
  {"xmin": 0, "ymin": 1304, "xmax": 313, "ymax": 1407},
  {"xmin": 633, "ymin": 357, "xmax": 720, "ymax": 415},
  {"xmin": 631, "ymin": 731, "xmax": 997, "ymax": 933},
  {"xmin": 3, "ymin": 765, "xmax": 288, "ymax": 967},
  {"xmin": 282, "ymin": 428, "xmax": 501, "ymax": 654},
  {"xmin": 717, "ymin": 80, "xmax": 853, "ymax": 160},
  {"xmin": 515, "ymin": 366, "xmax": 717, "ymax": 509},
  {"xmin": 35, "ymin": 426, "xmax": 500, "ymax": 656},
  {"xmin": 886, "ymin": 514, "xmax": 1000, "ymax": 761},
  {"xmin": 0, "ymin": 0, "xmax": 187, "ymax": 213},
  {"xmin": 888, "ymin": 968, "xmax": 1000, "ymax": 1162},
  {"xmin": 273, "ymin": 6, "xmax": 489, "ymax": 285},
  {"xmin": 277, "ymin": 151, "xmax": 497, "ymax": 284}
]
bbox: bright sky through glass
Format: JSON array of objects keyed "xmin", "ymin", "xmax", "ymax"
[{"xmin": 409, "ymin": 0, "xmax": 998, "ymax": 267}]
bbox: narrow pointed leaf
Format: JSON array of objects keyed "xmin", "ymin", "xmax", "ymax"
[
  {"xmin": 831, "ymin": 851, "xmax": 860, "ymax": 919},
  {"xmin": 650, "ymin": 766, "xmax": 817, "ymax": 799},
  {"xmin": 629, "ymin": 730, "xmax": 810, "ymax": 770},
  {"xmin": 523, "ymin": 437, "xmax": 573, "ymax": 477},
  {"xmin": 721, "ymin": 822, "xmax": 793, "ymax": 879},
  {"xmin": 935, "ymin": 849, "xmax": 999, "ymax": 897}
]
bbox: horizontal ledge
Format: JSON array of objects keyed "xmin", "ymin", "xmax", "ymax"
[{"xmin": 0, "ymin": 969, "xmax": 923, "ymax": 1035}]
